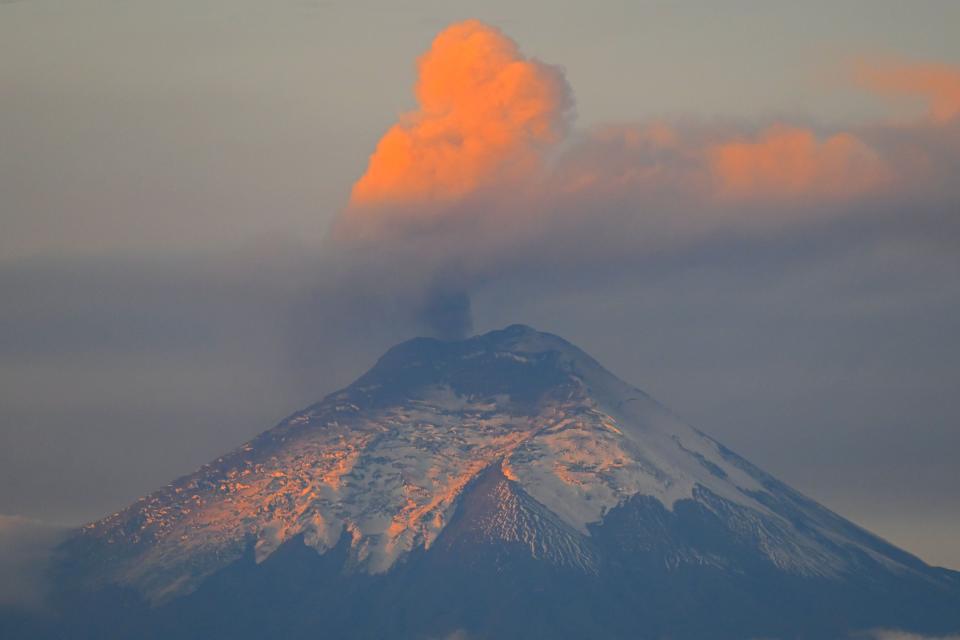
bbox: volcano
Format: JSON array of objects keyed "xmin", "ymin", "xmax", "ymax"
[{"xmin": 19, "ymin": 325, "xmax": 960, "ymax": 639}]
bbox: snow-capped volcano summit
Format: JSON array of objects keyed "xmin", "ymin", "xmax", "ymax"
[{"xmin": 40, "ymin": 326, "xmax": 960, "ymax": 639}]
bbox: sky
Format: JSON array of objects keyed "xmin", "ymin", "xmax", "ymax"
[{"xmin": 1, "ymin": 0, "xmax": 959, "ymax": 573}]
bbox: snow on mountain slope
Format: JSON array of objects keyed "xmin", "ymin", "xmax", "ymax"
[{"xmin": 67, "ymin": 325, "xmax": 940, "ymax": 603}]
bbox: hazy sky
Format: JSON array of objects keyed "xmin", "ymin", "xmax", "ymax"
[{"xmin": 1, "ymin": 0, "xmax": 959, "ymax": 570}]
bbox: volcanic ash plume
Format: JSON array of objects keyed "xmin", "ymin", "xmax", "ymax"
[
  {"xmin": 315, "ymin": 22, "xmax": 960, "ymax": 345},
  {"xmin": 325, "ymin": 20, "xmax": 572, "ymax": 338}
]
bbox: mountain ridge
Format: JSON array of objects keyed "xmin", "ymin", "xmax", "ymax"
[{"xmin": 29, "ymin": 324, "xmax": 960, "ymax": 639}]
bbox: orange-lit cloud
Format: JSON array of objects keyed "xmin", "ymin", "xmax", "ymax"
[
  {"xmin": 552, "ymin": 123, "xmax": 890, "ymax": 207},
  {"xmin": 856, "ymin": 59, "xmax": 960, "ymax": 123},
  {"xmin": 349, "ymin": 20, "xmax": 571, "ymax": 209},
  {"xmin": 709, "ymin": 125, "xmax": 888, "ymax": 200}
]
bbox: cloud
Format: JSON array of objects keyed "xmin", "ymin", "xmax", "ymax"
[
  {"xmin": 346, "ymin": 19, "xmax": 571, "ymax": 213},
  {"xmin": 708, "ymin": 125, "xmax": 888, "ymax": 200},
  {"xmin": 856, "ymin": 58, "xmax": 960, "ymax": 123},
  {"xmin": 553, "ymin": 121, "xmax": 890, "ymax": 205}
]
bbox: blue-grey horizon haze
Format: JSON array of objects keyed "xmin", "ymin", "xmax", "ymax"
[{"xmin": 1, "ymin": 0, "xmax": 958, "ymax": 576}]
